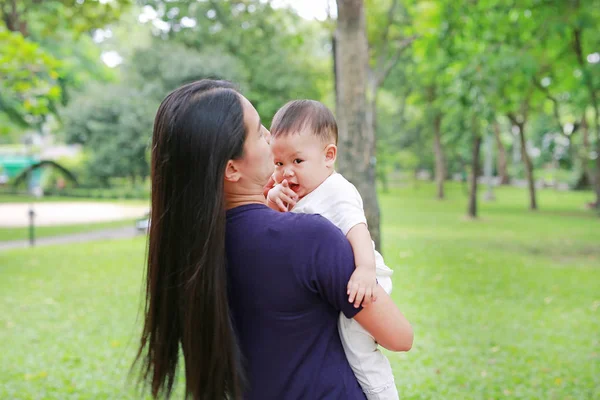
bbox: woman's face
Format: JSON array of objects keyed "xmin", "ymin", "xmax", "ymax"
[{"xmin": 235, "ymin": 95, "xmax": 273, "ymax": 187}]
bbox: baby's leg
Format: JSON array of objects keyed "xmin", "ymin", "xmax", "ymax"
[{"xmin": 339, "ymin": 313, "xmax": 399, "ymax": 400}]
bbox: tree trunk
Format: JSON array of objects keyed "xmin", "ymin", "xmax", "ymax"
[
  {"xmin": 335, "ymin": 0, "xmax": 381, "ymax": 248},
  {"xmin": 2, "ymin": 0, "xmax": 29, "ymax": 36},
  {"xmin": 592, "ymin": 102, "xmax": 600, "ymax": 209},
  {"xmin": 493, "ymin": 121, "xmax": 509, "ymax": 185},
  {"xmin": 573, "ymin": 27, "xmax": 600, "ymax": 209},
  {"xmin": 581, "ymin": 118, "xmax": 595, "ymax": 189},
  {"xmin": 516, "ymin": 122, "xmax": 537, "ymax": 210},
  {"xmin": 367, "ymin": 73, "xmax": 378, "ymax": 144},
  {"xmin": 595, "ymin": 149, "xmax": 600, "ymax": 209},
  {"xmin": 332, "ymin": 31, "xmax": 339, "ymax": 103},
  {"xmin": 585, "ymin": 117, "xmax": 600, "ymax": 208},
  {"xmin": 433, "ymin": 113, "xmax": 445, "ymax": 199},
  {"xmin": 468, "ymin": 134, "xmax": 482, "ymax": 218}
]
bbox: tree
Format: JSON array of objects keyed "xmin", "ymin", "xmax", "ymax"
[
  {"xmin": 140, "ymin": 0, "xmax": 330, "ymax": 123},
  {"xmin": 0, "ymin": 27, "xmax": 61, "ymax": 126},
  {"xmin": 364, "ymin": 0, "xmax": 416, "ymax": 156},
  {"xmin": 569, "ymin": 1, "xmax": 600, "ymax": 208},
  {"xmin": 493, "ymin": 121, "xmax": 510, "ymax": 185},
  {"xmin": 335, "ymin": 0, "xmax": 381, "ymax": 248},
  {"xmin": 0, "ymin": 0, "xmax": 131, "ymax": 127},
  {"xmin": 63, "ymin": 83, "xmax": 154, "ymax": 186},
  {"xmin": 63, "ymin": 40, "xmax": 245, "ymax": 186},
  {"xmin": 467, "ymin": 116, "xmax": 482, "ymax": 218},
  {"xmin": 406, "ymin": 0, "xmax": 459, "ymax": 200}
]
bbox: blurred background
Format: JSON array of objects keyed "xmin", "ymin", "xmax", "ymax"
[{"xmin": 0, "ymin": 0, "xmax": 598, "ymax": 398}]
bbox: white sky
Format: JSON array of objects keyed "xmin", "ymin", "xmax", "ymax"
[{"xmin": 271, "ymin": 0, "xmax": 336, "ymax": 21}]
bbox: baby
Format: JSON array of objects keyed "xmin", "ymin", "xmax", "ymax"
[{"xmin": 266, "ymin": 100, "xmax": 398, "ymax": 400}]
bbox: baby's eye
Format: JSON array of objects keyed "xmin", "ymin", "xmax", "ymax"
[
  {"xmin": 275, "ymin": 162, "xmax": 283, "ymax": 167},
  {"xmin": 293, "ymin": 159, "xmax": 303, "ymax": 164}
]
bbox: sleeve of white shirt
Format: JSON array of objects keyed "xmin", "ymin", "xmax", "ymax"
[{"xmin": 308, "ymin": 174, "xmax": 368, "ymax": 236}]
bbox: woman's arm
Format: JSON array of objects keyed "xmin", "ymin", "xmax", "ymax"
[
  {"xmin": 353, "ymin": 285, "xmax": 413, "ymax": 352},
  {"xmin": 304, "ymin": 213, "xmax": 413, "ymax": 352}
]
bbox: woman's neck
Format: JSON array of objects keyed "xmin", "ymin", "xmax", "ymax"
[
  {"xmin": 224, "ymin": 180, "xmax": 267, "ymax": 210},
  {"xmin": 225, "ymin": 194, "xmax": 267, "ymax": 210}
]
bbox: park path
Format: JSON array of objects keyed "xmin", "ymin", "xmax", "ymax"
[
  {"xmin": 0, "ymin": 202, "xmax": 148, "ymax": 227},
  {"xmin": 0, "ymin": 226, "xmax": 144, "ymax": 252}
]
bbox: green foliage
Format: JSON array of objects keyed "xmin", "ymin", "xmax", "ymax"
[
  {"xmin": 140, "ymin": 0, "xmax": 330, "ymax": 122},
  {"xmin": 0, "ymin": 0, "xmax": 132, "ymax": 128},
  {"xmin": 373, "ymin": 0, "xmax": 600, "ymax": 198},
  {"xmin": 2, "ymin": 0, "xmax": 598, "ymax": 201},
  {"xmin": 0, "ymin": 27, "xmax": 62, "ymax": 126},
  {"xmin": 129, "ymin": 41, "xmax": 247, "ymax": 99},
  {"xmin": 61, "ymin": 36, "xmax": 252, "ymax": 186},
  {"xmin": 63, "ymin": 83, "xmax": 155, "ymax": 186}
]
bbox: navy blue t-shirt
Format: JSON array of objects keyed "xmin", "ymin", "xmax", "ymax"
[{"xmin": 226, "ymin": 204, "xmax": 366, "ymax": 400}]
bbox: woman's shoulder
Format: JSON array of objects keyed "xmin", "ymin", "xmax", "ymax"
[
  {"xmin": 286, "ymin": 211, "xmax": 344, "ymax": 236},
  {"xmin": 227, "ymin": 203, "xmax": 346, "ymax": 243}
]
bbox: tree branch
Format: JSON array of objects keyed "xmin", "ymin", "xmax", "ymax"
[
  {"xmin": 375, "ymin": 34, "xmax": 418, "ymax": 88},
  {"xmin": 533, "ymin": 78, "xmax": 566, "ymax": 136},
  {"xmin": 519, "ymin": 84, "xmax": 534, "ymax": 123},
  {"xmin": 506, "ymin": 112, "xmax": 519, "ymax": 127},
  {"xmin": 572, "ymin": 27, "xmax": 585, "ymax": 66},
  {"xmin": 379, "ymin": 0, "xmax": 399, "ymax": 51},
  {"xmin": 572, "ymin": 27, "xmax": 600, "ymax": 143},
  {"xmin": 208, "ymin": 0, "xmax": 229, "ymax": 27}
]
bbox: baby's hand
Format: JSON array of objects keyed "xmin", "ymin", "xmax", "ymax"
[
  {"xmin": 347, "ymin": 266, "xmax": 377, "ymax": 308},
  {"xmin": 267, "ymin": 179, "xmax": 298, "ymax": 212}
]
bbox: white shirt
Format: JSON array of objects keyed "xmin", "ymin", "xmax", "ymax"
[{"xmin": 292, "ymin": 173, "xmax": 393, "ymax": 278}]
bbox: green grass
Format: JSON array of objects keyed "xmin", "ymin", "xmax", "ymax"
[
  {"xmin": 379, "ymin": 183, "xmax": 599, "ymax": 399},
  {"xmin": 0, "ymin": 183, "xmax": 598, "ymax": 399},
  {"xmin": 0, "ymin": 218, "xmax": 139, "ymax": 242}
]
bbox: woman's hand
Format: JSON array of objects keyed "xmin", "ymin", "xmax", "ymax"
[{"xmin": 267, "ymin": 179, "xmax": 298, "ymax": 212}]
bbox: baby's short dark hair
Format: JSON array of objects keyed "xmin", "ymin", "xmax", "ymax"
[{"xmin": 270, "ymin": 100, "xmax": 338, "ymax": 144}]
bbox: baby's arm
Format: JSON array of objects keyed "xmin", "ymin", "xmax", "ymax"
[{"xmin": 346, "ymin": 223, "xmax": 378, "ymax": 308}]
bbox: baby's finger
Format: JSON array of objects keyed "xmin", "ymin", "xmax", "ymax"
[
  {"xmin": 279, "ymin": 194, "xmax": 296, "ymax": 206},
  {"xmin": 371, "ymin": 286, "xmax": 378, "ymax": 302},
  {"xmin": 362, "ymin": 288, "xmax": 373, "ymax": 306},
  {"xmin": 282, "ymin": 187, "xmax": 298, "ymax": 200},
  {"xmin": 354, "ymin": 288, "xmax": 366, "ymax": 308},
  {"xmin": 347, "ymin": 282, "xmax": 358, "ymax": 303},
  {"xmin": 276, "ymin": 198, "xmax": 287, "ymax": 212}
]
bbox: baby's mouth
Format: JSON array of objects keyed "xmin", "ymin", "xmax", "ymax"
[{"xmin": 289, "ymin": 183, "xmax": 300, "ymax": 192}]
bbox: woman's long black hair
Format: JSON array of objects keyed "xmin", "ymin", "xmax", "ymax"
[{"xmin": 134, "ymin": 80, "xmax": 247, "ymax": 399}]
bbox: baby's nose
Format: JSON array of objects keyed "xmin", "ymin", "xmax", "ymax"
[{"xmin": 284, "ymin": 168, "xmax": 294, "ymax": 177}]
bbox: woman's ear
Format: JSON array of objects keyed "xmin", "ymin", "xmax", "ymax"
[
  {"xmin": 324, "ymin": 144, "xmax": 337, "ymax": 167},
  {"xmin": 224, "ymin": 160, "xmax": 241, "ymax": 182}
]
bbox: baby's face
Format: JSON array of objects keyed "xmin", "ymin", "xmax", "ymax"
[{"xmin": 270, "ymin": 130, "xmax": 333, "ymax": 200}]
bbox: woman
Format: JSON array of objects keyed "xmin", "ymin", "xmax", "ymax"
[{"xmin": 135, "ymin": 80, "xmax": 413, "ymax": 399}]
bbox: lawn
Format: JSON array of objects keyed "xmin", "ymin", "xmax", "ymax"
[{"xmin": 0, "ymin": 183, "xmax": 598, "ymax": 399}]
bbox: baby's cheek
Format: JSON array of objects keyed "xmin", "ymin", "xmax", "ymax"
[{"xmin": 273, "ymin": 169, "xmax": 284, "ymax": 183}]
